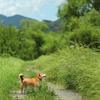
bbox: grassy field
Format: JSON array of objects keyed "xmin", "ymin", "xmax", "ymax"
[
  {"xmin": 0, "ymin": 57, "xmax": 24, "ymax": 100},
  {"xmin": 1, "ymin": 47, "xmax": 100, "ymax": 100},
  {"xmin": 34, "ymin": 47, "xmax": 100, "ymax": 100},
  {"xmin": 0, "ymin": 57, "xmax": 55, "ymax": 100}
]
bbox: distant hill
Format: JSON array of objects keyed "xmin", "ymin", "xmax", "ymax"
[
  {"xmin": 0, "ymin": 14, "xmax": 35, "ymax": 29},
  {"xmin": 0, "ymin": 14, "xmax": 62, "ymax": 33},
  {"xmin": 43, "ymin": 19, "xmax": 62, "ymax": 33}
]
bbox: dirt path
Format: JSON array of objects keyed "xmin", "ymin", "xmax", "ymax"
[
  {"xmin": 47, "ymin": 82, "xmax": 82, "ymax": 100},
  {"xmin": 26, "ymin": 66, "xmax": 82, "ymax": 100},
  {"xmin": 11, "ymin": 65, "xmax": 83, "ymax": 100}
]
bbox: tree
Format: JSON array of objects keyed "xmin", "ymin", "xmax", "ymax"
[
  {"xmin": 20, "ymin": 19, "xmax": 48, "ymax": 31},
  {"xmin": 0, "ymin": 23, "xmax": 19, "ymax": 56},
  {"xmin": 90, "ymin": 0, "xmax": 100, "ymax": 11},
  {"xmin": 68, "ymin": 9, "xmax": 100, "ymax": 48},
  {"xmin": 19, "ymin": 19, "xmax": 49, "ymax": 59},
  {"xmin": 58, "ymin": 0, "xmax": 100, "ymax": 32}
]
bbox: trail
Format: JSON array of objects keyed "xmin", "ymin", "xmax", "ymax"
[
  {"xmin": 26, "ymin": 66, "xmax": 82, "ymax": 100},
  {"xmin": 11, "ymin": 65, "xmax": 83, "ymax": 100}
]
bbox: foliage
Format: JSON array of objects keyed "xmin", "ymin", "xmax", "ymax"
[
  {"xmin": 58, "ymin": 0, "xmax": 100, "ymax": 19},
  {"xmin": 68, "ymin": 9, "xmax": 100, "ymax": 48},
  {"xmin": 1, "ymin": 1, "xmax": 100, "ymax": 60},
  {"xmin": 0, "ymin": 14, "xmax": 62, "ymax": 33},
  {"xmin": 58, "ymin": 0, "xmax": 100, "ymax": 48},
  {"xmin": 69, "ymin": 26, "xmax": 100, "ymax": 48},
  {"xmin": 0, "ymin": 19, "xmax": 49, "ymax": 60},
  {"xmin": 34, "ymin": 47, "xmax": 100, "ymax": 100},
  {"xmin": 58, "ymin": 0, "xmax": 100, "ymax": 31},
  {"xmin": 40, "ymin": 32, "xmax": 67, "ymax": 54},
  {"xmin": 20, "ymin": 19, "xmax": 48, "ymax": 31},
  {"xmin": 0, "ymin": 25, "xmax": 19, "ymax": 56},
  {"xmin": 24, "ymin": 83, "xmax": 55, "ymax": 100},
  {"xmin": 0, "ymin": 19, "xmax": 66, "ymax": 60},
  {"xmin": 43, "ymin": 19, "xmax": 62, "ymax": 33},
  {"xmin": 0, "ymin": 57, "xmax": 24, "ymax": 100},
  {"xmin": 0, "ymin": 57, "xmax": 55, "ymax": 100}
]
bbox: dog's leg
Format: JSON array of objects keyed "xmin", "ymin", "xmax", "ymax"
[
  {"xmin": 35, "ymin": 86, "xmax": 38, "ymax": 89},
  {"xmin": 24, "ymin": 85, "xmax": 27, "ymax": 95},
  {"xmin": 20, "ymin": 83, "xmax": 24, "ymax": 94}
]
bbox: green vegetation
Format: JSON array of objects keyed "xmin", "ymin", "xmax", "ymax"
[
  {"xmin": 0, "ymin": 20, "xmax": 65, "ymax": 60},
  {"xmin": 1, "ymin": 0, "xmax": 100, "ymax": 60},
  {"xmin": 23, "ymin": 83, "xmax": 55, "ymax": 100},
  {"xmin": 34, "ymin": 47, "xmax": 100, "ymax": 100},
  {"xmin": 0, "ymin": 57, "xmax": 55, "ymax": 100},
  {"xmin": 0, "ymin": 20, "xmax": 48, "ymax": 60},
  {"xmin": 0, "ymin": 57, "xmax": 24, "ymax": 100},
  {"xmin": 57, "ymin": 0, "xmax": 100, "ymax": 48},
  {"xmin": 0, "ymin": 0, "xmax": 100, "ymax": 100},
  {"xmin": 43, "ymin": 19, "xmax": 62, "ymax": 33}
]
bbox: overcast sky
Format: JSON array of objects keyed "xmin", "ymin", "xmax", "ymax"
[{"xmin": 0, "ymin": 0, "xmax": 65, "ymax": 21}]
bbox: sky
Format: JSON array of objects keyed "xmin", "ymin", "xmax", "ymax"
[{"xmin": 0, "ymin": 0, "xmax": 65, "ymax": 21}]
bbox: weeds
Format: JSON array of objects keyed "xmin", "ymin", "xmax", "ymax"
[
  {"xmin": 0, "ymin": 57, "xmax": 55, "ymax": 100},
  {"xmin": 0, "ymin": 57, "xmax": 24, "ymax": 100},
  {"xmin": 34, "ymin": 47, "xmax": 100, "ymax": 100},
  {"xmin": 24, "ymin": 83, "xmax": 55, "ymax": 100}
]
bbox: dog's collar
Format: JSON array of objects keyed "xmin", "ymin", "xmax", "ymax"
[{"xmin": 37, "ymin": 77, "xmax": 42, "ymax": 81}]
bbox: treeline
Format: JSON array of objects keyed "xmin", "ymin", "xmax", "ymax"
[
  {"xmin": 0, "ymin": 19, "xmax": 66, "ymax": 60},
  {"xmin": 1, "ymin": 0, "xmax": 100, "ymax": 60},
  {"xmin": 58, "ymin": 0, "xmax": 100, "ymax": 48}
]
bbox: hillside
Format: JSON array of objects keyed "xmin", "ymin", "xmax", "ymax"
[
  {"xmin": 43, "ymin": 19, "xmax": 62, "ymax": 33},
  {"xmin": 0, "ymin": 14, "xmax": 62, "ymax": 33},
  {"xmin": 0, "ymin": 14, "xmax": 35, "ymax": 29}
]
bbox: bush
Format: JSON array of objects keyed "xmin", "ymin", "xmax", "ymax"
[
  {"xmin": 40, "ymin": 32, "xmax": 67, "ymax": 54},
  {"xmin": 69, "ymin": 25, "xmax": 100, "ymax": 48},
  {"xmin": 67, "ymin": 9, "xmax": 100, "ymax": 48}
]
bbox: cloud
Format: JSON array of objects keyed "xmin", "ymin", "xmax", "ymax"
[
  {"xmin": 55, "ymin": 0, "xmax": 65, "ymax": 5},
  {"xmin": 0, "ymin": 0, "xmax": 65, "ymax": 20}
]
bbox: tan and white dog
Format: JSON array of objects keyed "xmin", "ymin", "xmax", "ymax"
[{"xmin": 19, "ymin": 73, "xmax": 46, "ymax": 94}]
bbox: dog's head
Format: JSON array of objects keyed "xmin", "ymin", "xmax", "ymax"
[
  {"xmin": 36, "ymin": 73, "xmax": 46, "ymax": 81},
  {"xmin": 41, "ymin": 73, "xmax": 46, "ymax": 77}
]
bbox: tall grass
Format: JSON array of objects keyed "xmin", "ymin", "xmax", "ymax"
[
  {"xmin": 34, "ymin": 47, "xmax": 100, "ymax": 100},
  {"xmin": 0, "ymin": 57, "xmax": 24, "ymax": 100},
  {"xmin": 0, "ymin": 57, "xmax": 55, "ymax": 100},
  {"xmin": 21, "ymin": 61, "xmax": 55, "ymax": 100},
  {"xmin": 23, "ymin": 82, "xmax": 55, "ymax": 100}
]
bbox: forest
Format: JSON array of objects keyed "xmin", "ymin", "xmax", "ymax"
[{"xmin": 0, "ymin": 0, "xmax": 100, "ymax": 61}]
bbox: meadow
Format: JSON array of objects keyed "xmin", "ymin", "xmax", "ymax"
[
  {"xmin": 34, "ymin": 47, "xmax": 100, "ymax": 100},
  {"xmin": 0, "ymin": 57, "xmax": 24, "ymax": 100},
  {"xmin": 1, "ymin": 47, "xmax": 100, "ymax": 100},
  {"xmin": 0, "ymin": 57, "xmax": 55, "ymax": 100}
]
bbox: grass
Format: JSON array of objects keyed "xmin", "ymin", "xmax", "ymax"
[
  {"xmin": 0, "ymin": 57, "xmax": 24, "ymax": 100},
  {"xmin": 2, "ymin": 46, "xmax": 100, "ymax": 100},
  {"xmin": 21, "ymin": 63, "xmax": 55, "ymax": 100},
  {"xmin": 34, "ymin": 47, "xmax": 100, "ymax": 100},
  {"xmin": 0, "ymin": 57, "xmax": 55, "ymax": 100},
  {"xmin": 23, "ymin": 83, "xmax": 55, "ymax": 100}
]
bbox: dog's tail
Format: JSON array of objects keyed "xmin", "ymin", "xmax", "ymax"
[{"xmin": 19, "ymin": 74, "xmax": 24, "ymax": 83}]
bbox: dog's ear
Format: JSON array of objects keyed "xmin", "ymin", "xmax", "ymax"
[{"xmin": 38, "ymin": 73, "xmax": 41, "ymax": 76}]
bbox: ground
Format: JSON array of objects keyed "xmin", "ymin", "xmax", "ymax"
[{"xmin": 11, "ymin": 65, "xmax": 83, "ymax": 100}]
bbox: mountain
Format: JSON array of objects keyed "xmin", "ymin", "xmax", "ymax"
[
  {"xmin": 0, "ymin": 14, "xmax": 35, "ymax": 29},
  {"xmin": 0, "ymin": 14, "xmax": 62, "ymax": 33}
]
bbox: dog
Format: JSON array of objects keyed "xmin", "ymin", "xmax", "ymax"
[{"xmin": 19, "ymin": 73, "xmax": 46, "ymax": 94}]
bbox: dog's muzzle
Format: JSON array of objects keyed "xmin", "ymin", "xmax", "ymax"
[{"xmin": 43, "ymin": 74, "xmax": 46, "ymax": 77}]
